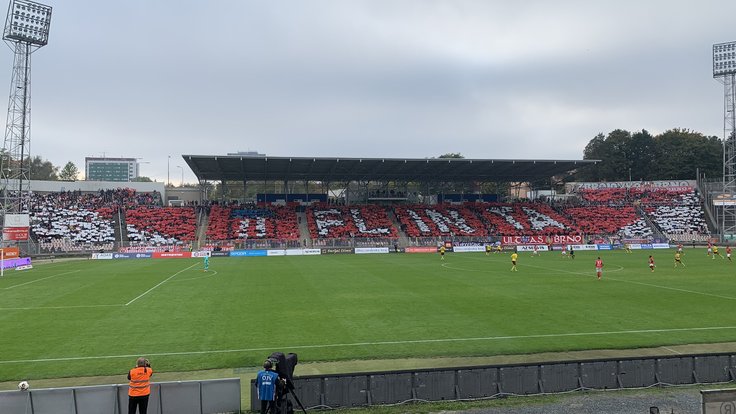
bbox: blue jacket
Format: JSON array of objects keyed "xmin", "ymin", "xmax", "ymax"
[{"xmin": 256, "ymin": 369, "xmax": 279, "ymax": 401}]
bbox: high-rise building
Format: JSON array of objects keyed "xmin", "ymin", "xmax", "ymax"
[{"xmin": 85, "ymin": 157, "xmax": 139, "ymax": 182}]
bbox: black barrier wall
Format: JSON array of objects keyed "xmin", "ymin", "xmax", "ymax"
[{"xmin": 251, "ymin": 353, "xmax": 736, "ymax": 410}]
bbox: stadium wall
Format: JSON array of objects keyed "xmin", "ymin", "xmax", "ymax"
[
  {"xmin": 251, "ymin": 353, "xmax": 736, "ymax": 410},
  {"xmin": 0, "ymin": 378, "xmax": 240, "ymax": 414}
]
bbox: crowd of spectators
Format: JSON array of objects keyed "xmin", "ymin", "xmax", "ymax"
[
  {"xmin": 307, "ymin": 204, "xmax": 398, "ymax": 239},
  {"xmin": 393, "ymin": 205, "xmax": 486, "ymax": 238},
  {"xmin": 28, "ymin": 191, "xmax": 119, "ymax": 251},
  {"xmin": 20, "ymin": 185, "xmax": 714, "ymax": 253},
  {"xmin": 204, "ymin": 204, "xmax": 299, "ymax": 243},
  {"xmin": 125, "ymin": 207, "xmax": 197, "ymax": 245}
]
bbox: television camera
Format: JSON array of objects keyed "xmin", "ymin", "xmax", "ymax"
[{"xmin": 268, "ymin": 352, "xmax": 306, "ymax": 414}]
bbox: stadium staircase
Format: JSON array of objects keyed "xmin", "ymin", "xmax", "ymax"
[
  {"xmin": 195, "ymin": 208, "xmax": 209, "ymax": 249},
  {"xmin": 697, "ymin": 180, "xmax": 720, "ymax": 236},
  {"xmin": 115, "ymin": 208, "xmax": 128, "ymax": 244},
  {"xmin": 297, "ymin": 211, "xmax": 312, "ymax": 247},
  {"xmin": 387, "ymin": 209, "xmax": 410, "ymax": 247}
]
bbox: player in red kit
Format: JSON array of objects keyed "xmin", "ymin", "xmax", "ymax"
[
  {"xmin": 648, "ymin": 255, "xmax": 655, "ymax": 272},
  {"xmin": 595, "ymin": 257, "xmax": 604, "ymax": 280}
]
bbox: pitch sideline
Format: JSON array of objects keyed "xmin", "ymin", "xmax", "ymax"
[{"xmin": 1, "ymin": 325, "xmax": 736, "ymax": 365}]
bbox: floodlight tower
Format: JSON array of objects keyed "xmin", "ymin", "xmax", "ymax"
[
  {"xmin": 714, "ymin": 41, "xmax": 736, "ymax": 238},
  {"xmin": 0, "ymin": 0, "xmax": 51, "ymax": 216}
]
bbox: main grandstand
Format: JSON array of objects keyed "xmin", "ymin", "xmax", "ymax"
[{"xmin": 13, "ymin": 155, "xmax": 713, "ymax": 255}]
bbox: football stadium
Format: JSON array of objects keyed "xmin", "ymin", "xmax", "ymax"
[
  {"xmin": 3, "ymin": 2, "xmax": 736, "ymax": 414},
  {"xmin": 7, "ymin": 158, "xmax": 736, "ymax": 414}
]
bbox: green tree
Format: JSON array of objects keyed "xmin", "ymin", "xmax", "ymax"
[
  {"xmin": 58, "ymin": 161, "xmax": 79, "ymax": 181},
  {"xmin": 576, "ymin": 128, "xmax": 722, "ymax": 181},
  {"xmin": 628, "ymin": 130, "xmax": 656, "ymax": 181},
  {"xmin": 131, "ymin": 176, "xmax": 153, "ymax": 182},
  {"xmin": 651, "ymin": 129, "xmax": 721, "ymax": 180},
  {"xmin": 438, "ymin": 153, "xmax": 464, "ymax": 159},
  {"xmin": 29, "ymin": 156, "xmax": 58, "ymax": 180}
]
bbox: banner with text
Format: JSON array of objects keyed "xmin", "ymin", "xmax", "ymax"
[
  {"xmin": 452, "ymin": 246, "xmax": 486, "ymax": 253},
  {"xmin": 517, "ymin": 245, "xmax": 550, "ymax": 252},
  {"xmin": 1, "ymin": 256, "xmax": 31, "ymax": 270},
  {"xmin": 2, "ymin": 227, "xmax": 28, "ymax": 241},
  {"xmin": 405, "ymin": 246, "xmax": 438, "ymax": 254},
  {"xmin": 152, "ymin": 252, "xmax": 192, "ymax": 259},
  {"xmin": 1, "ymin": 247, "xmax": 20, "ymax": 258},
  {"xmin": 355, "ymin": 247, "xmax": 390, "ymax": 254}
]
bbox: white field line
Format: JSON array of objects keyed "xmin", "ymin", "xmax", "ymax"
[
  {"xmin": 124, "ymin": 263, "xmax": 199, "ymax": 306},
  {"xmin": 662, "ymin": 346, "xmax": 682, "ymax": 355},
  {"xmin": 171, "ymin": 270, "xmax": 218, "ymax": 282},
  {"xmin": 2, "ymin": 270, "xmax": 81, "ymax": 290},
  {"xmin": 0, "ymin": 304, "xmax": 122, "ymax": 311},
  {"xmin": 2, "ymin": 325, "xmax": 736, "ymax": 365}
]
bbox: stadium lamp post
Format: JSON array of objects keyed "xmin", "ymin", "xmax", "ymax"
[
  {"xmin": 167, "ymin": 155, "xmax": 171, "ymax": 187},
  {"xmin": 0, "ymin": 0, "xmax": 52, "ymax": 217},
  {"xmin": 177, "ymin": 165, "xmax": 183, "ymax": 187},
  {"xmin": 713, "ymin": 41, "xmax": 736, "ymax": 239}
]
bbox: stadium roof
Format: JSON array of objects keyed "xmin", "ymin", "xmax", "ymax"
[{"xmin": 182, "ymin": 155, "xmax": 598, "ymax": 183}]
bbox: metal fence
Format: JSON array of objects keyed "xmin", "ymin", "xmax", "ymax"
[
  {"xmin": 251, "ymin": 353, "xmax": 736, "ymax": 410},
  {"xmin": 0, "ymin": 378, "xmax": 240, "ymax": 414}
]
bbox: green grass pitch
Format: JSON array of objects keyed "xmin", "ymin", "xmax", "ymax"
[{"xmin": 0, "ymin": 248, "xmax": 734, "ymax": 382}]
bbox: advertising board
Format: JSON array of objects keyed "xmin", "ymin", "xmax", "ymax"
[
  {"xmin": 152, "ymin": 252, "xmax": 192, "ymax": 259},
  {"xmin": 354, "ymin": 247, "xmax": 390, "ymax": 254},
  {"xmin": 230, "ymin": 250, "xmax": 267, "ymax": 257},
  {"xmin": 452, "ymin": 246, "xmax": 486, "ymax": 253},
  {"xmin": 320, "ymin": 248, "xmax": 354, "ymax": 255},
  {"xmin": 405, "ymin": 247, "xmax": 437, "ymax": 253}
]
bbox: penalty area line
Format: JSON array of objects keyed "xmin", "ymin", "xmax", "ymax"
[
  {"xmin": 2, "ymin": 270, "xmax": 81, "ymax": 290},
  {"xmin": 125, "ymin": 263, "xmax": 199, "ymax": 306},
  {"xmin": 0, "ymin": 304, "xmax": 122, "ymax": 311},
  {"xmin": 3, "ymin": 325, "xmax": 736, "ymax": 365}
]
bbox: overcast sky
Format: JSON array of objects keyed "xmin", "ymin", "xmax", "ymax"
[{"xmin": 2, "ymin": 0, "xmax": 735, "ymax": 183}]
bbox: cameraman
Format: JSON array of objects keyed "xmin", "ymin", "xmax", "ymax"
[
  {"xmin": 255, "ymin": 359, "xmax": 280, "ymax": 414},
  {"xmin": 127, "ymin": 357, "xmax": 153, "ymax": 414}
]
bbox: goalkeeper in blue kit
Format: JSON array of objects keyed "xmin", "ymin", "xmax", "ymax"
[{"xmin": 203, "ymin": 255, "xmax": 209, "ymax": 272}]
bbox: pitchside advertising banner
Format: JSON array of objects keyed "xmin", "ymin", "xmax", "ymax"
[
  {"xmin": 320, "ymin": 247, "xmax": 354, "ymax": 255},
  {"xmin": 1, "ymin": 256, "xmax": 32, "ymax": 270},
  {"xmin": 570, "ymin": 244, "xmax": 598, "ymax": 251},
  {"xmin": 355, "ymin": 247, "xmax": 390, "ymax": 254},
  {"xmin": 405, "ymin": 246, "xmax": 438, "ymax": 253},
  {"xmin": 516, "ymin": 245, "xmax": 550, "ymax": 252},
  {"xmin": 230, "ymin": 250, "xmax": 267, "ymax": 257},
  {"xmin": 152, "ymin": 252, "xmax": 192, "ymax": 259},
  {"xmin": 92, "ymin": 253, "xmax": 154, "ymax": 259},
  {"xmin": 452, "ymin": 246, "xmax": 486, "ymax": 253}
]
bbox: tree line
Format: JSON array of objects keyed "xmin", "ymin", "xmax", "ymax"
[
  {"xmin": 0, "ymin": 152, "xmax": 81, "ymax": 181},
  {"xmin": 575, "ymin": 128, "xmax": 723, "ymax": 182}
]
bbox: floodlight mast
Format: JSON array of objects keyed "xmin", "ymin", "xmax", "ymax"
[
  {"xmin": 713, "ymin": 41, "xmax": 736, "ymax": 239},
  {"xmin": 0, "ymin": 0, "xmax": 51, "ymax": 218}
]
